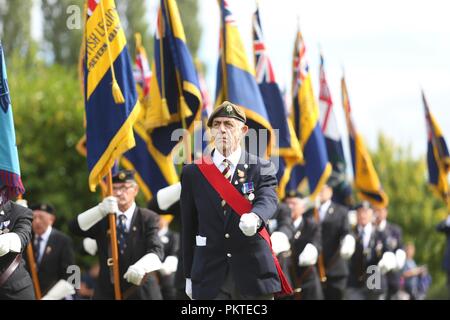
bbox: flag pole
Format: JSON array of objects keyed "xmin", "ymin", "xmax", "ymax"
[
  {"xmin": 106, "ymin": 170, "xmax": 122, "ymax": 300},
  {"xmin": 26, "ymin": 243, "xmax": 42, "ymax": 299}
]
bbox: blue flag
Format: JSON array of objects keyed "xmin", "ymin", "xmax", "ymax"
[
  {"xmin": 0, "ymin": 43, "xmax": 25, "ymax": 199},
  {"xmin": 84, "ymin": 0, "xmax": 141, "ymax": 191}
]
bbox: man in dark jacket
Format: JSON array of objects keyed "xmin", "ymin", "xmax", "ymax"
[
  {"xmin": 70, "ymin": 170, "xmax": 164, "ymax": 300},
  {"xmin": 0, "ymin": 189, "xmax": 35, "ymax": 300},
  {"xmin": 436, "ymin": 214, "xmax": 450, "ymax": 299},
  {"xmin": 181, "ymin": 101, "xmax": 280, "ymax": 300}
]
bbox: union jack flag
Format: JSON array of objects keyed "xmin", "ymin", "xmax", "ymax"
[
  {"xmin": 292, "ymin": 31, "xmax": 308, "ymax": 95},
  {"xmin": 253, "ymin": 10, "xmax": 275, "ymax": 84}
]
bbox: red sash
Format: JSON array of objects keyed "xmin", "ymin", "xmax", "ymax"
[{"xmin": 196, "ymin": 156, "xmax": 293, "ymax": 296}]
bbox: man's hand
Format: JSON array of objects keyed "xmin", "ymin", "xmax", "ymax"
[
  {"xmin": 340, "ymin": 234, "xmax": 356, "ymax": 260},
  {"xmin": 239, "ymin": 213, "xmax": 261, "ymax": 237},
  {"xmin": 0, "ymin": 233, "xmax": 21, "ymax": 257},
  {"xmin": 298, "ymin": 243, "xmax": 318, "ymax": 266},
  {"xmin": 185, "ymin": 278, "xmax": 193, "ymax": 300},
  {"xmin": 98, "ymin": 196, "xmax": 118, "ymax": 216},
  {"xmin": 270, "ymin": 231, "xmax": 290, "ymax": 255},
  {"xmin": 124, "ymin": 264, "xmax": 146, "ymax": 286}
]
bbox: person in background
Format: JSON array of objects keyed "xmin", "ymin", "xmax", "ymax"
[{"xmin": 401, "ymin": 242, "xmax": 430, "ymax": 300}]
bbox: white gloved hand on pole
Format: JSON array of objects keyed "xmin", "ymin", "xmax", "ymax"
[
  {"xmin": 123, "ymin": 253, "xmax": 162, "ymax": 285},
  {"xmin": 159, "ymin": 255, "xmax": 178, "ymax": 276},
  {"xmin": 15, "ymin": 199, "xmax": 28, "ymax": 208},
  {"xmin": 270, "ymin": 231, "xmax": 291, "ymax": 255},
  {"xmin": 0, "ymin": 233, "xmax": 21, "ymax": 257},
  {"xmin": 340, "ymin": 234, "xmax": 356, "ymax": 260},
  {"xmin": 239, "ymin": 213, "xmax": 261, "ymax": 237},
  {"xmin": 77, "ymin": 196, "xmax": 118, "ymax": 231},
  {"xmin": 157, "ymin": 183, "xmax": 181, "ymax": 211},
  {"xmin": 82, "ymin": 237, "xmax": 98, "ymax": 256},
  {"xmin": 41, "ymin": 280, "xmax": 75, "ymax": 300},
  {"xmin": 298, "ymin": 243, "xmax": 319, "ymax": 267}
]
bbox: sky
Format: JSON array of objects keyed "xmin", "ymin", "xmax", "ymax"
[{"xmin": 32, "ymin": 0, "xmax": 450, "ymax": 158}]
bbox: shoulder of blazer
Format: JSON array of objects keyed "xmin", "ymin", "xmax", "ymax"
[
  {"xmin": 330, "ymin": 202, "xmax": 349, "ymax": 216},
  {"xmin": 49, "ymin": 228, "xmax": 72, "ymax": 245},
  {"xmin": 2, "ymin": 201, "xmax": 33, "ymax": 220},
  {"xmin": 136, "ymin": 207, "xmax": 160, "ymax": 223}
]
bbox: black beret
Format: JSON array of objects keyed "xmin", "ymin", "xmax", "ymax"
[
  {"xmin": 112, "ymin": 169, "xmax": 136, "ymax": 184},
  {"xmin": 353, "ymin": 201, "xmax": 372, "ymax": 211},
  {"xmin": 30, "ymin": 203, "xmax": 55, "ymax": 214},
  {"xmin": 284, "ymin": 190, "xmax": 305, "ymax": 200},
  {"xmin": 207, "ymin": 101, "xmax": 246, "ymax": 127}
]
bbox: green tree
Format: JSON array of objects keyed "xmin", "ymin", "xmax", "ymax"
[
  {"xmin": 0, "ymin": 0, "xmax": 32, "ymax": 57},
  {"xmin": 116, "ymin": 0, "xmax": 152, "ymax": 56},
  {"xmin": 8, "ymin": 54, "xmax": 99, "ymax": 233},
  {"xmin": 371, "ymin": 134, "xmax": 448, "ymax": 298},
  {"xmin": 41, "ymin": 0, "xmax": 83, "ymax": 65},
  {"xmin": 178, "ymin": 0, "xmax": 202, "ymax": 57}
]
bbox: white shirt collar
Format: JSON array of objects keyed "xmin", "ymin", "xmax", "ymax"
[
  {"xmin": 39, "ymin": 225, "xmax": 52, "ymax": 242},
  {"xmin": 158, "ymin": 226, "xmax": 168, "ymax": 237},
  {"xmin": 319, "ymin": 200, "xmax": 331, "ymax": 221},
  {"xmin": 377, "ymin": 219, "xmax": 387, "ymax": 231},
  {"xmin": 213, "ymin": 147, "xmax": 241, "ymax": 168},
  {"xmin": 358, "ymin": 223, "xmax": 373, "ymax": 249},
  {"xmin": 293, "ymin": 216, "xmax": 303, "ymax": 229},
  {"xmin": 118, "ymin": 202, "xmax": 136, "ymax": 231}
]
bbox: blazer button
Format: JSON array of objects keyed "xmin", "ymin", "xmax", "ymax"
[
  {"xmin": 225, "ymin": 233, "xmax": 230, "ymax": 239},
  {"xmin": 227, "ymin": 253, "xmax": 232, "ymax": 258}
]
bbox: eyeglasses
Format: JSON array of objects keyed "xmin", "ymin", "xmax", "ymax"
[{"xmin": 112, "ymin": 184, "xmax": 135, "ymax": 193}]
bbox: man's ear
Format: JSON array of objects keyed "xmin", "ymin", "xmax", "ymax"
[{"xmin": 241, "ymin": 125, "xmax": 249, "ymax": 135}]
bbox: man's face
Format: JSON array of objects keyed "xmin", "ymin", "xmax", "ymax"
[
  {"xmin": 374, "ymin": 207, "xmax": 388, "ymax": 224},
  {"xmin": 357, "ymin": 207, "xmax": 373, "ymax": 226},
  {"xmin": 285, "ymin": 197, "xmax": 305, "ymax": 220},
  {"xmin": 210, "ymin": 117, "xmax": 248, "ymax": 156},
  {"xmin": 112, "ymin": 181, "xmax": 139, "ymax": 211},
  {"xmin": 32, "ymin": 210, "xmax": 53, "ymax": 235},
  {"xmin": 318, "ymin": 185, "xmax": 333, "ymax": 203}
]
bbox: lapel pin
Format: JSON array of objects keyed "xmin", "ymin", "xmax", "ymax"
[
  {"xmin": 244, "ymin": 164, "xmax": 248, "ymax": 169},
  {"xmin": 46, "ymin": 246, "xmax": 52, "ymax": 254},
  {"xmin": 132, "ymin": 226, "xmax": 137, "ymax": 232},
  {"xmin": 248, "ymin": 193, "xmax": 255, "ymax": 201},
  {"xmin": 237, "ymin": 169, "xmax": 245, "ymax": 178}
]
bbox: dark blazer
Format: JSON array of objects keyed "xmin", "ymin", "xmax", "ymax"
[
  {"xmin": 380, "ymin": 221, "xmax": 403, "ymax": 296},
  {"xmin": 319, "ymin": 202, "xmax": 351, "ymax": 279},
  {"xmin": 436, "ymin": 219, "xmax": 450, "ymax": 272},
  {"xmin": 181, "ymin": 150, "xmax": 280, "ymax": 299},
  {"xmin": 24, "ymin": 228, "xmax": 75, "ymax": 295},
  {"xmin": 348, "ymin": 224, "xmax": 388, "ymax": 289},
  {"xmin": 69, "ymin": 206, "xmax": 164, "ymax": 300},
  {"xmin": 0, "ymin": 201, "xmax": 35, "ymax": 300},
  {"xmin": 269, "ymin": 203, "xmax": 294, "ymax": 239},
  {"xmin": 290, "ymin": 216, "xmax": 323, "ymax": 300}
]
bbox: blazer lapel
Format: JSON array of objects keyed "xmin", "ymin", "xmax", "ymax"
[{"xmin": 40, "ymin": 229, "xmax": 55, "ymax": 266}]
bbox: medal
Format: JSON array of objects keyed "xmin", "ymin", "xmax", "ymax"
[{"xmin": 248, "ymin": 193, "xmax": 255, "ymax": 201}]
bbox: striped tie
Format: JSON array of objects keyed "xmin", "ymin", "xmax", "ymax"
[{"xmin": 221, "ymin": 159, "xmax": 232, "ymax": 209}]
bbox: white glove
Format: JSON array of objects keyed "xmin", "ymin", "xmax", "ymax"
[
  {"xmin": 378, "ymin": 251, "xmax": 397, "ymax": 274},
  {"xmin": 270, "ymin": 231, "xmax": 291, "ymax": 255},
  {"xmin": 41, "ymin": 280, "xmax": 75, "ymax": 300},
  {"xmin": 239, "ymin": 212, "xmax": 261, "ymax": 237},
  {"xmin": 159, "ymin": 255, "xmax": 178, "ymax": 276},
  {"xmin": 15, "ymin": 199, "xmax": 28, "ymax": 208},
  {"xmin": 340, "ymin": 234, "xmax": 356, "ymax": 260},
  {"xmin": 83, "ymin": 237, "xmax": 98, "ymax": 256},
  {"xmin": 0, "ymin": 233, "xmax": 21, "ymax": 257},
  {"xmin": 298, "ymin": 243, "xmax": 319, "ymax": 266},
  {"xmin": 185, "ymin": 278, "xmax": 193, "ymax": 300},
  {"xmin": 395, "ymin": 249, "xmax": 407, "ymax": 270},
  {"xmin": 157, "ymin": 183, "xmax": 181, "ymax": 211},
  {"xmin": 123, "ymin": 253, "xmax": 162, "ymax": 285},
  {"xmin": 77, "ymin": 196, "xmax": 118, "ymax": 231}
]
